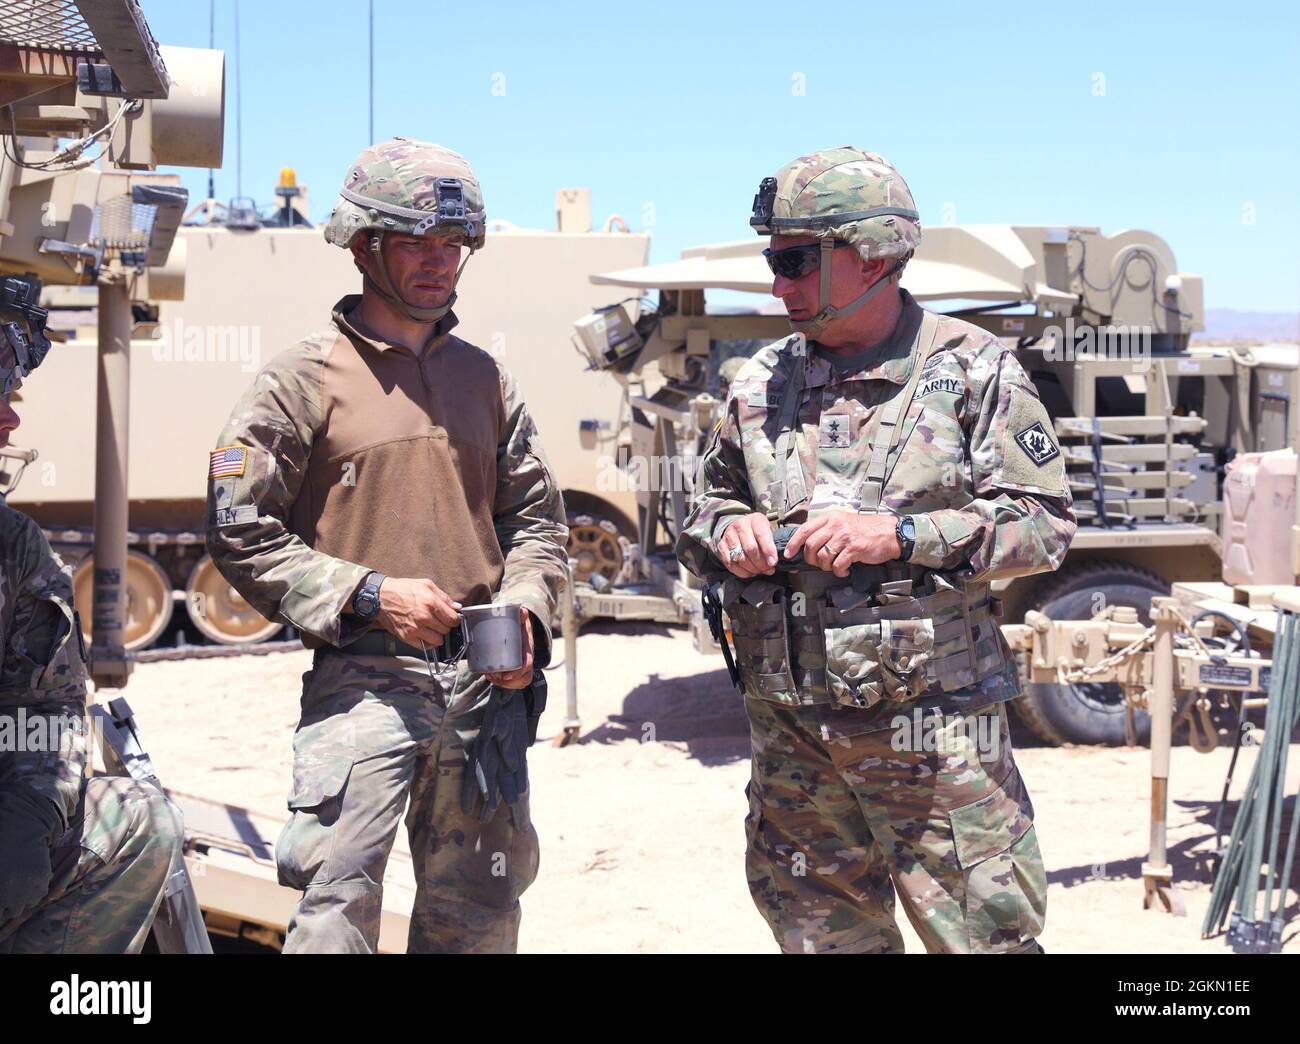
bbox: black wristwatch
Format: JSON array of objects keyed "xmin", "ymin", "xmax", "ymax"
[
  {"xmin": 352, "ymin": 571, "xmax": 386, "ymax": 622},
  {"xmin": 895, "ymin": 515, "xmax": 916, "ymax": 562}
]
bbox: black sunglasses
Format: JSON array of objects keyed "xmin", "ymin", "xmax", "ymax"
[{"xmin": 762, "ymin": 241, "xmax": 841, "ymax": 279}]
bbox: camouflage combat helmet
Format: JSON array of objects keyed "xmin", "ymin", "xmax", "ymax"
[
  {"xmin": 0, "ymin": 275, "xmax": 51, "ymax": 397},
  {"xmin": 750, "ymin": 146, "xmax": 920, "ymax": 338},
  {"xmin": 717, "ymin": 355, "xmax": 749, "ymax": 388},
  {"xmin": 324, "ymin": 137, "xmax": 486, "ymax": 323}
]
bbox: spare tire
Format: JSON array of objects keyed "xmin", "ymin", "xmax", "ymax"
[{"xmin": 1013, "ymin": 562, "xmax": 1168, "ymax": 746}]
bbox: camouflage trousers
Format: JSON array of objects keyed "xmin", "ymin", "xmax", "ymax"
[
  {"xmin": 0, "ymin": 776, "xmax": 184, "ymax": 953},
  {"xmin": 744, "ymin": 698, "xmax": 1046, "ymax": 953},
  {"xmin": 276, "ymin": 653, "xmax": 540, "ymax": 954}
]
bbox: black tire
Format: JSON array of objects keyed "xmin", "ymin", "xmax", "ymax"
[{"xmin": 1013, "ymin": 562, "xmax": 1168, "ymax": 746}]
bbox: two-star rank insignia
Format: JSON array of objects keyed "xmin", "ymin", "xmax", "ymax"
[
  {"xmin": 819, "ymin": 413, "xmax": 852, "ymax": 448},
  {"xmin": 1014, "ymin": 421, "xmax": 1060, "ymax": 465}
]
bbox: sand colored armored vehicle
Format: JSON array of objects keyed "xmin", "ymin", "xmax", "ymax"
[
  {"xmin": 0, "ymin": 0, "xmax": 541, "ymax": 952},
  {"xmin": 566, "ymin": 225, "xmax": 1300, "ymax": 746},
  {"xmin": 0, "ymin": 0, "xmax": 225, "ymax": 686},
  {"xmin": 0, "ymin": 0, "xmax": 223, "ymax": 952}
]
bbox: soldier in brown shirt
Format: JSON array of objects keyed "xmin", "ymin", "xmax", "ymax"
[{"xmin": 206, "ymin": 139, "xmax": 568, "ymax": 953}]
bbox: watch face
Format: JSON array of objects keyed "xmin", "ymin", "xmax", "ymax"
[
  {"xmin": 355, "ymin": 587, "xmax": 379, "ymax": 620},
  {"xmin": 897, "ymin": 517, "xmax": 915, "ymax": 560}
]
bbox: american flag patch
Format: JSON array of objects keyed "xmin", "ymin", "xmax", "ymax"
[{"xmin": 209, "ymin": 446, "xmax": 247, "ymax": 478}]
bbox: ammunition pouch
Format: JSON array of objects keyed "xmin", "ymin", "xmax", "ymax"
[
  {"xmin": 723, "ymin": 568, "xmax": 1010, "ymax": 710},
  {"xmin": 724, "ymin": 579, "xmax": 800, "ymax": 704}
]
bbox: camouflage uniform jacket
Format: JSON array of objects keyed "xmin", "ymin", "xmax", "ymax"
[
  {"xmin": 205, "ymin": 298, "xmax": 568, "ymax": 663},
  {"xmin": 676, "ymin": 291, "xmax": 1075, "ymax": 734},
  {"xmin": 0, "ymin": 497, "xmax": 89, "ymax": 834}
]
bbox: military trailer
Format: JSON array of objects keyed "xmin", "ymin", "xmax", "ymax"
[{"xmin": 565, "ymin": 225, "xmax": 1300, "ymax": 746}]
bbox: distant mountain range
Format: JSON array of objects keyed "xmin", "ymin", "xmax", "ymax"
[{"xmin": 1196, "ymin": 309, "xmax": 1299, "ymax": 343}]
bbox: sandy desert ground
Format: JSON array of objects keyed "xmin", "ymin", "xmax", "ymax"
[{"xmin": 111, "ymin": 622, "xmax": 1299, "ymax": 954}]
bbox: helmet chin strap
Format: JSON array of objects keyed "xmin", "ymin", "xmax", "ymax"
[
  {"xmin": 362, "ymin": 232, "xmax": 475, "ymax": 324},
  {"xmin": 789, "ymin": 238, "xmax": 905, "ymax": 340}
]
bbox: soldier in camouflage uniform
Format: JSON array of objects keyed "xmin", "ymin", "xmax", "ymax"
[
  {"xmin": 676, "ymin": 147, "xmax": 1075, "ymax": 953},
  {"xmin": 206, "ymin": 139, "xmax": 568, "ymax": 954},
  {"xmin": 717, "ymin": 355, "xmax": 750, "ymax": 399},
  {"xmin": 0, "ymin": 301, "xmax": 183, "ymax": 953}
]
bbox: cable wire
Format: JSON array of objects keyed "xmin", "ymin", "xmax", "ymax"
[
  {"xmin": 3, "ymin": 98, "xmax": 136, "ymax": 173},
  {"xmin": 1069, "ymin": 232, "xmax": 1194, "ymax": 322}
]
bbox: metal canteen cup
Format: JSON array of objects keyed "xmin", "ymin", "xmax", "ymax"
[{"xmin": 458, "ymin": 603, "xmax": 526, "ymax": 673}]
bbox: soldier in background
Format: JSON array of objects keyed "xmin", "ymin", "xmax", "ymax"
[
  {"xmin": 206, "ymin": 139, "xmax": 568, "ymax": 954},
  {"xmin": 676, "ymin": 148, "xmax": 1075, "ymax": 953},
  {"xmin": 0, "ymin": 292, "xmax": 183, "ymax": 953},
  {"xmin": 716, "ymin": 355, "xmax": 749, "ymax": 402}
]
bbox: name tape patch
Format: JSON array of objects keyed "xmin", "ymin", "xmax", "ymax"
[
  {"xmin": 210, "ymin": 477, "xmax": 257, "ymax": 527},
  {"xmin": 212, "ymin": 504, "xmax": 258, "ymax": 528}
]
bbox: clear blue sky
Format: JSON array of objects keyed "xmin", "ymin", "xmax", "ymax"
[{"xmin": 146, "ymin": 0, "xmax": 1299, "ymax": 312}]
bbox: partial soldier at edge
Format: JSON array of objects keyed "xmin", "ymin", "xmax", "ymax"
[{"xmin": 0, "ymin": 282, "xmax": 184, "ymax": 954}]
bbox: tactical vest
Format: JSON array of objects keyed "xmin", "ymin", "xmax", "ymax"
[{"xmin": 722, "ymin": 311, "xmax": 1012, "ymax": 710}]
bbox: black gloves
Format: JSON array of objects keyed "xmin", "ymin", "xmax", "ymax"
[
  {"xmin": 461, "ymin": 674, "xmax": 547, "ymax": 823},
  {"xmin": 461, "ymin": 685, "xmax": 529, "ymax": 823}
]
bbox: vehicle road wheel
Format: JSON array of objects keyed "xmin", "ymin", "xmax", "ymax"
[
  {"xmin": 72, "ymin": 550, "xmax": 174, "ymax": 651},
  {"xmin": 1013, "ymin": 562, "xmax": 1168, "ymax": 746},
  {"xmin": 566, "ymin": 513, "xmax": 626, "ymax": 584},
  {"xmin": 185, "ymin": 554, "xmax": 282, "ymax": 644}
]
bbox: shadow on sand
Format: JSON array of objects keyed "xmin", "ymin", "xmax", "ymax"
[
  {"xmin": 1045, "ymin": 793, "xmax": 1299, "ymax": 949},
  {"xmin": 579, "ymin": 663, "xmax": 750, "ymax": 767}
]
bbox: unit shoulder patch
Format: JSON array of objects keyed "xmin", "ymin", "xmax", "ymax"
[{"xmin": 1014, "ymin": 420, "xmax": 1060, "ymax": 466}]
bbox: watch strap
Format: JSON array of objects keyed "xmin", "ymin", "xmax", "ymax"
[
  {"xmin": 896, "ymin": 516, "xmax": 916, "ymax": 562},
  {"xmin": 353, "ymin": 571, "xmax": 386, "ymax": 619}
]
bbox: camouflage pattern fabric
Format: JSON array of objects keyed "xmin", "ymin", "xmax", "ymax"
[
  {"xmin": 205, "ymin": 299, "xmax": 568, "ymax": 665},
  {"xmin": 0, "ymin": 775, "xmax": 184, "ymax": 954},
  {"xmin": 201, "ymin": 321, "xmax": 373, "ymax": 649},
  {"xmin": 275, "ymin": 654, "xmax": 538, "ymax": 953},
  {"xmin": 0, "ymin": 501, "xmax": 88, "ymax": 715},
  {"xmin": 745, "ymin": 699, "xmax": 1046, "ymax": 953},
  {"xmin": 0, "ymin": 498, "xmax": 182, "ymax": 953},
  {"xmin": 323, "ymin": 138, "xmax": 486, "ymax": 250},
  {"xmin": 0, "ymin": 500, "xmax": 89, "ymax": 833},
  {"xmin": 675, "ymin": 262, "xmax": 1071, "ymax": 950},
  {"xmin": 677, "ymin": 289, "xmax": 1076, "ymax": 725},
  {"xmin": 756, "ymin": 145, "xmax": 921, "ymax": 260},
  {"xmin": 207, "ymin": 289, "xmax": 564, "ymax": 952}
]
